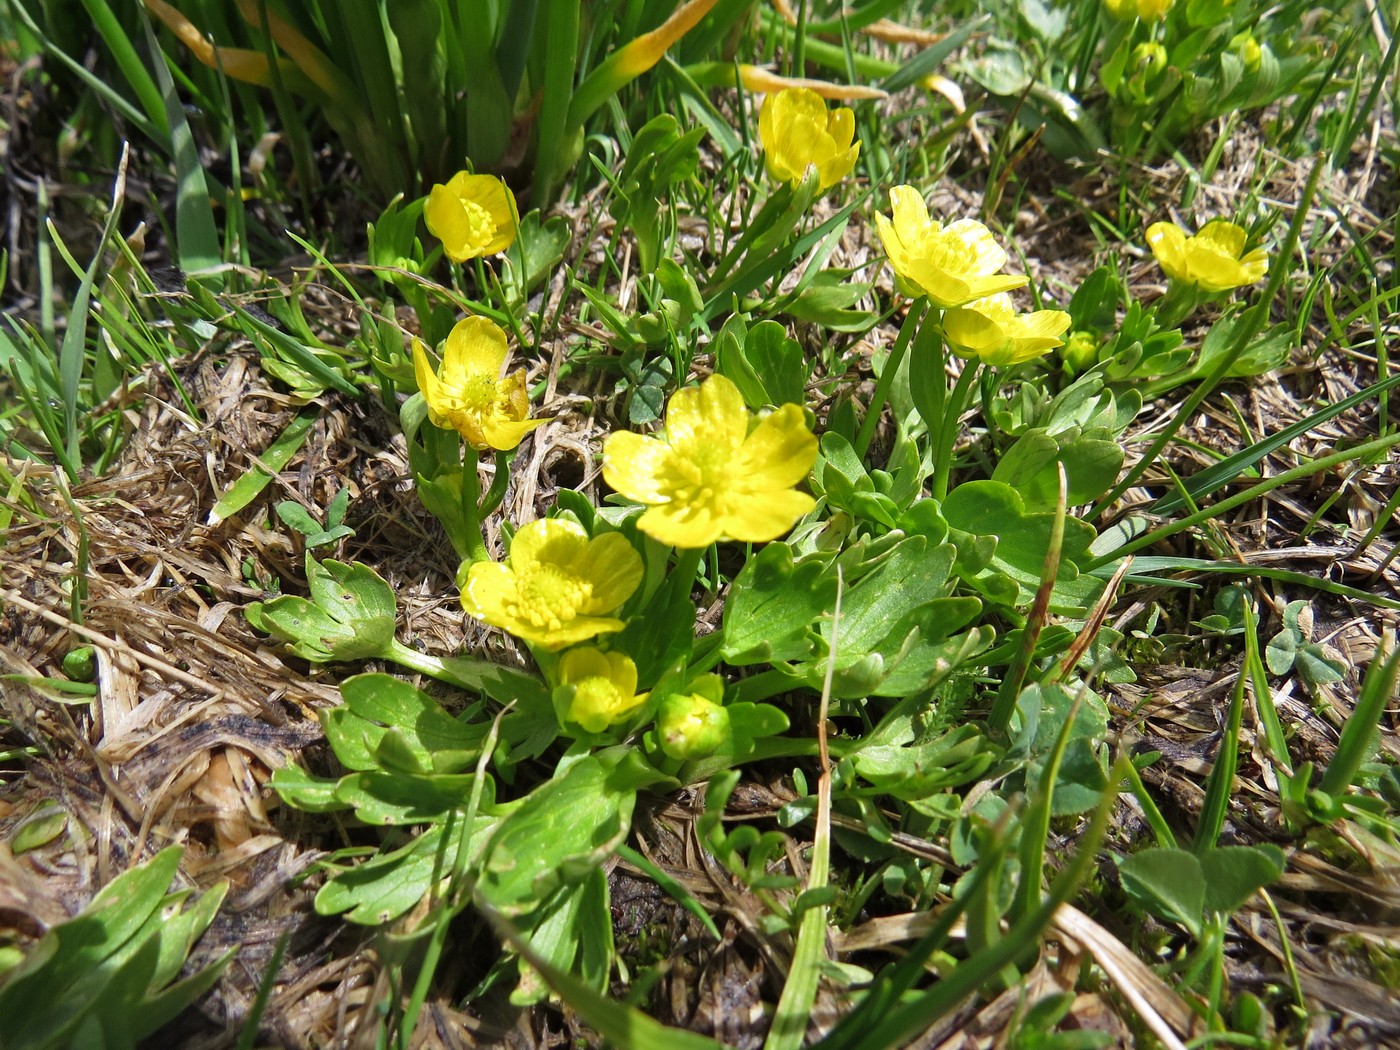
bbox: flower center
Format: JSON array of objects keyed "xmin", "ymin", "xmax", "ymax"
[
  {"xmin": 514, "ymin": 563, "xmax": 590, "ymax": 630},
  {"xmin": 656, "ymin": 443, "xmax": 732, "ymax": 519},
  {"xmin": 569, "ymin": 677, "xmax": 633, "ymax": 732},
  {"xmin": 460, "ymin": 199, "xmax": 497, "ymax": 250}
]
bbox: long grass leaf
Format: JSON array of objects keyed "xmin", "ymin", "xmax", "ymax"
[
  {"xmin": 142, "ymin": 13, "xmax": 222, "ymax": 277},
  {"xmin": 207, "ymin": 407, "xmax": 320, "ymax": 525},
  {"xmin": 1318, "ymin": 635, "xmax": 1400, "ymax": 797}
]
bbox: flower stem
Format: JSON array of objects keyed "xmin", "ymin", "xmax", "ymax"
[
  {"xmin": 460, "ymin": 446, "xmax": 489, "ymax": 564},
  {"xmin": 479, "ymin": 449, "xmax": 514, "ymax": 518},
  {"xmin": 931, "ymin": 360, "xmax": 980, "ymax": 502},
  {"xmin": 854, "ymin": 300, "xmax": 926, "ymax": 459}
]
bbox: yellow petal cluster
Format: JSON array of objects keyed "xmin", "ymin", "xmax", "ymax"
[
  {"xmin": 1146, "ymin": 219, "xmax": 1268, "ymax": 294},
  {"xmin": 412, "ymin": 317, "xmax": 547, "ymax": 451},
  {"xmin": 943, "ymin": 294, "xmax": 1073, "ymax": 368},
  {"xmin": 556, "ymin": 648, "xmax": 648, "ymax": 733},
  {"xmin": 425, "ymin": 172, "xmax": 517, "ymax": 262},
  {"xmin": 1103, "ymin": 0, "xmax": 1173, "ymax": 20},
  {"xmin": 462, "ymin": 518, "xmax": 644, "ymax": 650},
  {"xmin": 602, "ymin": 375, "xmax": 818, "ymax": 549},
  {"xmin": 875, "ymin": 187, "xmax": 1028, "ymax": 308},
  {"xmin": 758, "ymin": 87, "xmax": 860, "ymax": 192}
]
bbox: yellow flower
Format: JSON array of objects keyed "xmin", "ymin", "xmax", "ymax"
[
  {"xmin": 461, "ymin": 518, "xmax": 643, "ymax": 650},
  {"xmin": 555, "ymin": 648, "xmax": 648, "ymax": 733},
  {"xmin": 412, "ymin": 316, "xmax": 547, "ymax": 451},
  {"xmin": 424, "ymin": 172, "xmax": 517, "ymax": 262},
  {"xmin": 1146, "ymin": 219, "xmax": 1268, "ymax": 293},
  {"xmin": 758, "ymin": 87, "xmax": 860, "ymax": 192},
  {"xmin": 602, "ymin": 374, "xmax": 817, "ymax": 549},
  {"xmin": 1103, "ymin": 0, "xmax": 1173, "ymax": 20},
  {"xmin": 874, "ymin": 187, "xmax": 1029, "ymax": 308},
  {"xmin": 943, "ymin": 294, "xmax": 1073, "ymax": 368}
]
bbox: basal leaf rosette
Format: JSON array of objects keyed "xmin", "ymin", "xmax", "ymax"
[
  {"xmin": 425, "ymin": 171, "xmax": 518, "ymax": 261},
  {"xmin": 874, "ymin": 186, "xmax": 1028, "ymax": 307},
  {"xmin": 553, "ymin": 648, "xmax": 648, "ymax": 734},
  {"xmin": 1146, "ymin": 219, "xmax": 1268, "ymax": 294},
  {"xmin": 413, "ymin": 316, "xmax": 548, "ymax": 451},
  {"xmin": 758, "ymin": 87, "xmax": 860, "ymax": 192},
  {"xmin": 462, "ymin": 518, "xmax": 644, "ymax": 650},
  {"xmin": 943, "ymin": 293, "xmax": 1073, "ymax": 368},
  {"xmin": 602, "ymin": 374, "xmax": 818, "ymax": 549}
]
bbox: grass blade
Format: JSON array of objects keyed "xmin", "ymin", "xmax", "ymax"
[{"xmin": 207, "ymin": 407, "xmax": 320, "ymax": 525}]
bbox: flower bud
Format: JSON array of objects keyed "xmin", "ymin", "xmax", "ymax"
[
  {"xmin": 1229, "ymin": 31, "xmax": 1262, "ymax": 72},
  {"xmin": 656, "ymin": 693, "xmax": 730, "ymax": 760},
  {"xmin": 1124, "ymin": 42, "xmax": 1170, "ymax": 105},
  {"xmin": 1061, "ymin": 330, "xmax": 1101, "ymax": 374}
]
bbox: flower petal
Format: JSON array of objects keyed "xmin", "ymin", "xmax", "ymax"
[
  {"xmin": 1145, "ymin": 221, "xmax": 1188, "ymax": 281},
  {"xmin": 443, "ymin": 316, "xmax": 509, "ymax": 379},
  {"xmin": 574, "ymin": 532, "xmax": 644, "ymax": 613},
  {"xmin": 603, "ymin": 431, "xmax": 672, "ymax": 504},
  {"xmin": 720, "ymin": 489, "xmax": 816, "ymax": 543},
  {"xmin": 637, "ymin": 502, "xmax": 723, "ymax": 549},
  {"xmin": 734, "ymin": 404, "xmax": 818, "ymax": 490},
  {"xmin": 509, "ymin": 517, "xmax": 589, "ymax": 573}
]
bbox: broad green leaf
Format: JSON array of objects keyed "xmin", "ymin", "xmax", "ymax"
[
  {"xmin": 1200, "ymin": 845, "xmax": 1286, "ymax": 915},
  {"xmin": 245, "ymin": 556, "xmax": 397, "ymax": 663},
  {"xmin": 327, "ymin": 673, "xmax": 488, "ymax": 774},
  {"xmin": 1117, "ymin": 847, "xmax": 1205, "ymax": 937},
  {"xmin": 721, "ymin": 543, "xmax": 836, "ymax": 665}
]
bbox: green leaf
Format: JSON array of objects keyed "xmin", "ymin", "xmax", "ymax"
[
  {"xmin": 1117, "ymin": 847, "xmax": 1205, "ymax": 937},
  {"xmin": 1265, "ymin": 627, "xmax": 1299, "ymax": 675},
  {"xmin": 327, "ymin": 673, "xmax": 488, "ymax": 774},
  {"xmin": 721, "ymin": 543, "xmax": 836, "ymax": 665},
  {"xmin": 1200, "ymin": 845, "xmax": 1285, "ymax": 915},
  {"xmin": 941, "ymin": 481, "xmax": 1101, "ymax": 615},
  {"xmin": 478, "ymin": 750, "xmax": 667, "ymax": 915},
  {"xmin": 315, "ymin": 823, "xmax": 487, "ymax": 924},
  {"xmin": 745, "ymin": 320, "xmax": 810, "ymax": 407},
  {"xmin": 208, "ymin": 407, "xmax": 320, "ymax": 525},
  {"xmin": 245, "ymin": 555, "xmax": 397, "ymax": 663},
  {"xmin": 334, "ymin": 771, "xmax": 494, "ymax": 826}
]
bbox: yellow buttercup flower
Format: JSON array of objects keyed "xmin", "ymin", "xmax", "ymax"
[
  {"xmin": 875, "ymin": 187, "xmax": 1029, "ymax": 308},
  {"xmin": 602, "ymin": 374, "xmax": 817, "ymax": 549},
  {"xmin": 1103, "ymin": 0, "xmax": 1173, "ymax": 21},
  {"xmin": 461, "ymin": 518, "xmax": 643, "ymax": 650},
  {"xmin": 555, "ymin": 648, "xmax": 648, "ymax": 733},
  {"xmin": 412, "ymin": 316, "xmax": 547, "ymax": 451},
  {"xmin": 758, "ymin": 87, "xmax": 860, "ymax": 192},
  {"xmin": 424, "ymin": 171, "xmax": 517, "ymax": 262},
  {"xmin": 943, "ymin": 294, "xmax": 1073, "ymax": 368},
  {"xmin": 1146, "ymin": 219, "xmax": 1268, "ymax": 293}
]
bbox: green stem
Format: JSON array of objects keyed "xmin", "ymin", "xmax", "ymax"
[
  {"xmin": 931, "ymin": 359, "xmax": 980, "ymax": 501},
  {"xmin": 479, "ymin": 449, "xmax": 514, "ymax": 518},
  {"xmin": 854, "ymin": 301, "xmax": 925, "ymax": 458},
  {"xmin": 460, "ymin": 446, "xmax": 489, "ymax": 564}
]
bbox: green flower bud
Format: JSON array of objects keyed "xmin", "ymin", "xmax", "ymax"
[
  {"xmin": 1229, "ymin": 31, "xmax": 1262, "ymax": 72},
  {"xmin": 1060, "ymin": 329, "xmax": 1101, "ymax": 374},
  {"xmin": 1124, "ymin": 42, "xmax": 1170, "ymax": 104},
  {"xmin": 656, "ymin": 693, "xmax": 730, "ymax": 760}
]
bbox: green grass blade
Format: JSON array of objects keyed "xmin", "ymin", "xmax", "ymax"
[
  {"xmin": 79, "ymin": 0, "xmax": 169, "ymax": 135},
  {"xmin": 142, "ymin": 10, "xmax": 221, "ymax": 277},
  {"xmin": 207, "ymin": 407, "xmax": 320, "ymax": 525},
  {"xmin": 1149, "ymin": 368, "xmax": 1400, "ymax": 516},
  {"xmin": 1090, "ymin": 429, "xmax": 1400, "ymax": 572},
  {"xmin": 1192, "ymin": 611, "xmax": 1248, "ymax": 853},
  {"xmin": 1318, "ymin": 635, "xmax": 1400, "ymax": 797}
]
